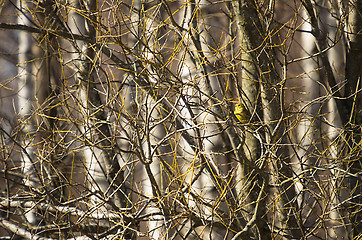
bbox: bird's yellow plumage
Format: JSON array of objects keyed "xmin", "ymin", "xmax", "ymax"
[{"xmin": 234, "ymin": 103, "xmax": 251, "ymax": 124}]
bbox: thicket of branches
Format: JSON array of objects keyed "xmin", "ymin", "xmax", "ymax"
[{"xmin": 0, "ymin": 0, "xmax": 361, "ymax": 239}]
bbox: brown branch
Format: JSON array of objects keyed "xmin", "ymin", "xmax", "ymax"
[{"xmin": 0, "ymin": 23, "xmax": 90, "ymax": 41}]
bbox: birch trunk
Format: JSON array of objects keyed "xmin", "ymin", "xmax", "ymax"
[{"xmin": 17, "ymin": 0, "xmax": 37, "ymax": 225}]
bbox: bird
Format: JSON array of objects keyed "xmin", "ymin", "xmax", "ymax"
[{"xmin": 234, "ymin": 102, "xmax": 251, "ymax": 125}]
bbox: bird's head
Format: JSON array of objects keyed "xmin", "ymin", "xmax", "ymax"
[{"xmin": 235, "ymin": 103, "xmax": 244, "ymax": 111}]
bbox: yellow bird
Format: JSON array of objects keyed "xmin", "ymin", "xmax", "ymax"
[{"xmin": 234, "ymin": 103, "xmax": 251, "ymax": 124}]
